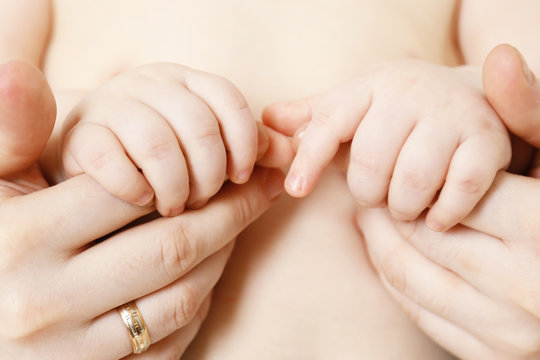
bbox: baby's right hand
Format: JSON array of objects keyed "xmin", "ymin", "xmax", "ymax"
[{"xmin": 61, "ymin": 63, "xmax": 259, "ymax": 216}]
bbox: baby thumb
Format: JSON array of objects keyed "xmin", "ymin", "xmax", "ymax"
[
  {"xmin": 0, "ymin": 61, "xmax": 56, "ymax": 176},
  {"xmin": 483, "ymin": 44, "xmax": 540, "ymax": 148}
]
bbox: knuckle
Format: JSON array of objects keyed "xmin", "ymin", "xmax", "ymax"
[
  {"xmin": 191, "ymin": 124, "xmax": 223, "ymax": 148},
  {"xmin": 349, "ymin": 151, "xmax": 386, "ymax": 178},
  {"xmin": 86, "ymin": 148, "xmax": 116, "ymax": 171},
  {"xmin": 0, "ymin": 289, "xmax": 55, "ymax": 340},
  {"xmin": 211, "ymin": 76, "xmax": 250, "ymax": 112},
  {"xmin": 158, "ymin": 223, "xmax": 200, "ymax": 280},
  {"xmin": 142, "ymin": 137, "xmax": 177, "ymax": 163},
  {"xmin": 172, "ymin": 282, "xmax": 201, "ymax": 328},
  {"xmin": 311, "ymin": 105, "xmax": 334, "ymax": 128},
  {"xmin": 452, "ymin": 175, "xmax": 484, "ymax": 195},
  {"xmin": 348, "ymin": 156, "xmax": 387, "ymax": 205},
  {"xmin": 398, "ymin": 168, "xmax": 432, "ymax": 193},
  {"xmin": 229, "ymin": 190, "xmax": 257, "ymax": 227}
]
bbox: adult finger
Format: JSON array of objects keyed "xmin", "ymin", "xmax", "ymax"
[
  {"xmin": 380, "ymin": 280, "xmax": 502, "ymax": 360},
  {"xmin": 91, "ymin": 243, "xmax": 232, "ymax": 359},
  {"xmin": 0, "ymin": 174, "xmax": 153, "ymax": 252},
  {"xmin": 483, "ymin": 44, "xmax": 540, "ymax": 147},
  {"xmin": 358, "ymin": 208, "xmax": 540, "ymax": 354},
  {"xmin": 395, "ymin": 212, "xmax": 540, "ymax": 322},
  {"xmin": 121, "ymin": 293, "xmax": 212, "ymax": 360},
  {"xmin": 0, "ymin": 61, "xmax": 56, "ymax": 175},
  {"xmin": 67, "ymin": 167, "xmax": 284, "ymax": 315},
  {"xmin": 461, "ymin": 171, "xmax": 540, "ymax": 244}
]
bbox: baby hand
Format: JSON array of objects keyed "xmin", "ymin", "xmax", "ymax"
[
  {"xmin": 263, "ymin": 59, "xmax": 511, "ymax": 231},
  {"xmin": 61, "ymin": 63, "xmax": 260, "ymax": 216}
]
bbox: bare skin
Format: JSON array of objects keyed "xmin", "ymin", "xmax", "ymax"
[
  {"xmin": 15, "ymin": 0, "xmax": 532, "ymax": 358},
  {"xmin": 40, "ymin": 1, "xmax": 460, "ymax": 358}
]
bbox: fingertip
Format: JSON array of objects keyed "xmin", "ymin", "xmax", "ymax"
[
  {"xmin": 230, "ymin": 168, "xmax": 252, "ymax": 184},
  {"xmin": 166, "ymin": 205, "xmax": 185, "ymax": 217},
  {"xmin": 483, "ymin": 44, "xmax": 540, "ymax": 147},
  {"xmin": 0, "ymin": 61, "xmax": 56, "ymax": 174},
  {"xmin": 136, "ymin": 189, "xmax": 155, "ymax": 207},
  {"xmin": 425, "ymin": 217, "xmax": 447, "ymax": 232},
  {"xmin": 284, "ymin": 171, "xmax": 308, "ymax": 197}
]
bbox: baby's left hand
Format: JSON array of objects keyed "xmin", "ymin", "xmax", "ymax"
[{"xmin": 263, "ymin": 59, "xmax": 511, "ymax": 231}]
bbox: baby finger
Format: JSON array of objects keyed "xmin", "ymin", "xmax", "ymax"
[{"xmin": 63, "ymin": 123, "xmax": 154, "ymax": 206}]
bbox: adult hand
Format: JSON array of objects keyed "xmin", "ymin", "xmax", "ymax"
[
  {"xmin": 0, "ymin": 62, "xmax": 286, "ymax": 359},
  {"xmin": 357, "ymin": 45, "xmax": 540, "ymax": 360}
]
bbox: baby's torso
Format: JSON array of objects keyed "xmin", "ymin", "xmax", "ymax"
[
  {"xmin": 45, "ymin": 1, "xmax": 459, "ymax": 358},
  {"xmin": 46, "ymin": 0, "xmax": 461, "ymax": 114}
]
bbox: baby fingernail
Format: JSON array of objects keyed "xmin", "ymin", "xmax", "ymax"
[
  {"xmin": 235, "ymin": 169, "xmax": 251, "ymax": 183},
  {"xmin": 168, "ymin": 206, "xmax": 185, "ymax": 217},
  {"xmin": 137, "ymin": 190, "xmax": 154, "ymax": 206},
  {"xmin": 265, "ymin": 169, "xmax": 285, "ymax": 200},
  {"xmin": 188, "ymin": 199, "xmax": 207, "ymax": 209},
  {"xmin": 285, "ymin": 172, "xmax": 304, "ymax": 195},
  {"xmin": 427, "ymin": 220, "xmax": 445, "ymax": 232}
]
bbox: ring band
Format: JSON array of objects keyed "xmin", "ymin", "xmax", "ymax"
[{"xmin": 118, "ymin": 301, "xmax": 151, "ymax": 354}]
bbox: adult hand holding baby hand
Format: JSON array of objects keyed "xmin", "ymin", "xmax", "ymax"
[
  {"xmin": 60, "ymin": 63, "xmax": 280, "ymax": 216},
  {"xmin": 357, "ymin": 45, "xmax": 540, "ymax": 360},
  {"xmin": 0, "ymin": 61, "xmax": 286, "ymax": 359}
]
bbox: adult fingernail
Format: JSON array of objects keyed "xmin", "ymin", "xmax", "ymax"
[
  {"xmin": 137, "ymin": 190, "xmax": 154, "ymax": 206},
  {"xmin": 516, "ymin": 47, "xmax": 536, "ymax": 86},
  {"xmin": 265, "ymin": 169, "xmax": 285, "ymax": 200}
]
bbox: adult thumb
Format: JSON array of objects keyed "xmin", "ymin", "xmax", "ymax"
[
  {"xmin": 483, "ymin": 44, "xmax": 540, "ymax": 147},
  {"xmin": 0, "ymin": 61, "xmax": 56, "ymax": 175}
]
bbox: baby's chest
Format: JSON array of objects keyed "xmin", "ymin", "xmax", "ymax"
[{"xmin": 45, "ymin": 0, "xmax": 460, "ymax": 110}]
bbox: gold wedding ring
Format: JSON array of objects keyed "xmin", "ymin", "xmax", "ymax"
[{"xmin": 118, "ymin": 301, "xmax": 151, "ymax": 354}]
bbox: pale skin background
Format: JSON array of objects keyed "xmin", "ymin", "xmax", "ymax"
[{"xmin": 2, "ymin": 0, "xmax": 540, "ymax": 359}]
